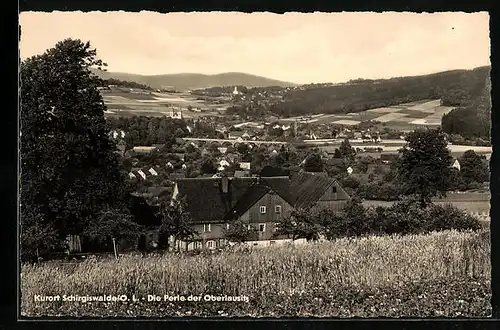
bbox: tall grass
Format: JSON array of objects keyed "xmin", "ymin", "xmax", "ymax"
[{"xmin": 21, "ymin": 230, "xmax": 491, "ymax": 317}]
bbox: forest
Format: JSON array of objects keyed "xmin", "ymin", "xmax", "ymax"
[
  {"xmin": 268, "ymin": 66, "xmax": 490, "ymax": 117},
  {"xmin": 441, "ymin": 67, "xmax": 491, "ymax": 139},
  {"xmin": 102, "ymin": 78, "xmax": 154, "ymax": 91}
]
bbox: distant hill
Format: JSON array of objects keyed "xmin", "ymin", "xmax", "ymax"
[{"xmin": 90, "ymin": 69, "xmax": 296, "ymax": 91}]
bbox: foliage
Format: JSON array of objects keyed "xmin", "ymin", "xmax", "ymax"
[
  {"xmin": 103, "ymin": 78, "xmax": 154, "ymax": 91},
  {"xmin": 395, "ymin": 129, "xmax": 453, "ymax": 206},
  {"xmin": 106, "ymin": 116, "xmax": 188, "ymax": 149},
  {"xmin": 200, "ymin": 158, "xmax": 217, "ymax": 175},
  {"xmin": 370, "ymin": 199, "xmax": 481, "ymax": 235},
  {"xmin": 236, "ymin": 143, "xmax": 250, "ymax": 154},
  {"xmin": 83, "ymin": 206, "xmax": 143, "ymax": 251},
  {"xmin": 458, "ymin": 150, "xmax": 490, "ymax": 187},
  {"xmin": 20, "ymin": 39, "xmax": 130, "ymax": 261},
  {"xmin": 359, "ymin": 181, "xmax": 401, "ymax": 201},
  {"xmin": 268, "ymin": 67, "xmax": 489, "ymax": 118},
  {"xmin": 21, "ymin": 230, "xmax": 491, "ymax": 317},
  {"xmin": 222, "ymin": 220, "xmax": 258, "ymax": 244},
  {"xmin": 154, "ymin": 198, "xmax": 197, "ymax": 251},
  {"xmin": 20, "ymin": 207, "xmax": 63, "ymax": 262},
  {"xmin": 274, "ymin": 208, "xmax": 323, "ymax": 241},
  {"xmin": 339, "ymin": 138, "xmax": 356, "ymax": 164},
  {"xmin": 441, "ymin": 67, "xmax": 490, "ymax": 139},
  {"xmin": 303, "ymin": 153, "xmax": 323, "ymax": 172}
]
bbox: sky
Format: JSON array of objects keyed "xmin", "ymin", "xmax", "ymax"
[{"xmin": 19, "ymin": 11, "xmax": 490, "ymax": 84}]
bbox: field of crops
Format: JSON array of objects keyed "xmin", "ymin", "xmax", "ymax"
[
  {"xmin": 279, "ymin": 99, "xmax": 456, "ymax": 132},
  {"xmin": 101, "ymin": 88, "xmax": 231, "ymax": 118},
  {"xmin": 21, "ymin": 230, "xmax": 491, "ymax": 318}
]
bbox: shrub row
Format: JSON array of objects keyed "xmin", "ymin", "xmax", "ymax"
[{"xmin": 315, "ymin": 198, "xmax": 481, "ymax": 240}]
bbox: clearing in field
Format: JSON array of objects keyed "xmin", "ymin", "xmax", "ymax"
[
  {"xmin": 331, "ymin": 119, "xmax": 361, "ymax": 126},
  {"xmin": 398, "ymin": 109, "xmax": 434, "ymax": 118},
  {"xmin": 365, "ymin": 107, "xmax": 403, "ymax": 114},
  {"xmin": 373, "ymin": 112, "xmax": 409, "ymax": 123},
  {"xmin": 409, "ymin": 118, "xmax": 439, "ymax": 125},
  {"xmin": 407, "ymin": 100, "xmax": 442, "ymax": 113}
]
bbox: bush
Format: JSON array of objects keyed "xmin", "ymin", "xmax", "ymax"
[
  {"xmin": 360, "ymin": 181, "xmax": 400, "ymax": 201},
  {"xmin": 427, "ymin": 204, "xmax": 481, "ymax": 232},
  {"xmin": 365, "ymin": 199, "xmax": 481, "ymax": 236}
]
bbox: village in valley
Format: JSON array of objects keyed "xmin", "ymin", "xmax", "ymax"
[
  {"xmin": 20, "ymin": 11, "xmax": 492, "ymax": 318},
  {"xmin": 95, "ymin": 78, "xmax": 491, "ymax": 252}
]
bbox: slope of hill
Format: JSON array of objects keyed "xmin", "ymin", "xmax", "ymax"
[
  {"xmin": 441, "ymin": 67, "xmax": 491, "ymax": 139},
  {"xmin": 90, "ymin": 69, "xmax": 295, "ymax": 91},
  {"xmin": 268, "ymin": 66, "xmax": 490, "ymax": 118}
]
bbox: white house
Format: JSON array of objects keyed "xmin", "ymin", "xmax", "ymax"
[
  {"xmin": 148, "ymin": 168, "xmax": 158, "ymax": 176},
  {"xmin": 137, "ymin": 169, "xmax": 147, "ymax": 180},
  {"xmin": 239, "ymin": 162, "xmax": 251, "ymax": 170},
  {"xmin": 219, "ymin": 159, "xmax": 230, "ymax": 167},
  {"xmin": 452, "ymin": 159, "xmax": 461, "ymax": 171},
  {"xmin": 347, "ymin": 166, "xmax": 353, "ymax": 175}
]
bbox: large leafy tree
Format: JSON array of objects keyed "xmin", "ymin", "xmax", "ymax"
[
  {"xmin": 339, "ymin": 138, "xmax": 356, "ymax": 164},
  {"xmin": 395, "ymin": 128, "xmax": 453, "ymax": 207},
  {"xmin": 274, "ymin": 208, "xmax": 322, "ymax": 241},
  {"xmin": 154, "ymin": 198, "xmax": 197, "ymax": 251},
  {"xmin": 20, "ymin": 39, "xmax": 129, "ymax": 260},
  {"xmin": 222, "ymin": 219, "xmax": 257, "ymax": 245},
  {"xmin": 303, "ymin": 153, "xmax": 323, "ymax": 172},
  {"xmin": 458, "ymin": 150, "xmax": 490, "ymax": 187}
]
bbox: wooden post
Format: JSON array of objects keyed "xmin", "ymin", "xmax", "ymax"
[{"xmin": 112, "ymin": 237, "xmax": 118, "ymax": 259}]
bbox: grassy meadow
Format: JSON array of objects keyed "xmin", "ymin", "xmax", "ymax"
[{"xmin": 21, "ymin": 230, "xmax": 491, "ymax": 318}]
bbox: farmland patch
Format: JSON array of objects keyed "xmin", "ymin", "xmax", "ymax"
[
  {"xmin": 373, "ymin": 112, "xmax": 408, "ymax": 123},
  {"xmin": 365, "ymin": 107, "xmax": 403, "ymax": 114},
  {"xmin": 331, "ymin": 119, "xmax": 361, "ymax": 126}
]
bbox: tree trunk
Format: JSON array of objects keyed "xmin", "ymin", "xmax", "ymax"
[{"xmin": 112, "ymin": 237, "xmax": 118, "ymax": 259}]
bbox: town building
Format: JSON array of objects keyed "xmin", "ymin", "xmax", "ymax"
[{"xmin": 169, "ymin": 171, "xmax": 350, "ymax": 250}]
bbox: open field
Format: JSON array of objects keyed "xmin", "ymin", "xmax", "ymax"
[
  {"xmin": 277, "ymin": 99, "xmax": 455, "ymax": 130},
  {"xmin": 101, "ymin": 88, "xmax": 232, "ymax": 118},
  {"xmin": 21, "ymin": 230, "xmax": 491, "ymax": 317}
]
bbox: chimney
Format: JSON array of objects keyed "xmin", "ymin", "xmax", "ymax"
[{"xmin": 221, "ymin": 176, "xmax": 229, "ymax": 193}]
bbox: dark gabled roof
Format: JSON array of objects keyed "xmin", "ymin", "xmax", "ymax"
[
  {"xmin": 174, "ymin": 172, "xmax": 349, "ymax": 223},
  {"xmin": 224, "ymin": 177, "xmax": 294, "ymax": 220},
  {"xmin": 261, "ymin": 177, "xmax": 296, "ymax": 206},
  {"xmin": 259, "ymin": 165, "xmax": 290, "ymax": 177},
  {"xmin": 290, "ymin": 171, "xmax": 339, "ymax": 209},
  {"xmin": 224, "ymin": 184, "xmax": 270, "ymax": 220},
  {"xmin": 174, "ymin": 177, "xmax": 256, "ymax": 223}
]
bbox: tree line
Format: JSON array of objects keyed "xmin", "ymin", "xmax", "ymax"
[
  {"xmin": 102, "ymin": 78, "xmax": 155, "ymax": 91},
  {"xmin": 266, "ymin": 67, "xmax": 490, "ymax": 117}
]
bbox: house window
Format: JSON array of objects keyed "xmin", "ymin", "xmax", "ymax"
[
  {"xmin": 226, "ymin": 223, "xmax": 230, "ymax": 230},
  {"xmin": 275, "ymin": 205, "xmax": 282, "ymax": 214},
  {"xmin": 332, "ymin": 186, "xmax": 337, "ymax": 193},
  {"xmin": 204, "ymin": 224, "xmax": 211, "ymax": 232},
  {"xmin": 260, "ymin": 206, "xmax": 267, "ymax": 214},
  {"xmin": 259, "ymin": 224, "xmax": 266, "ymax": 232},
  {"xmin": 274, "ymin": 222, "xmax": 280, "ymax": 232},
  {"xmin": 206, "ymin": 240, "xmax": 214, "ymax": 249},
  {"xmin": 247, "ymin": 224, "xmax": 252, "ymax": 230}
]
